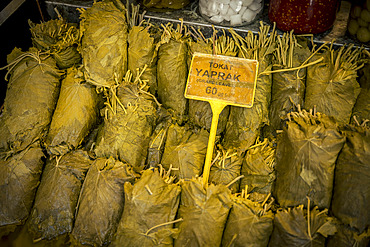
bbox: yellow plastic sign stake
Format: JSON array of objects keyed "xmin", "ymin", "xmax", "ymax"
[{"xmin": 185, "ymin": 53, "xmax": 259, "ymax": 187}]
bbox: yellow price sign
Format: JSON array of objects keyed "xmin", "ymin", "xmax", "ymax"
[
  {"xmin": 185, "ymin": 53, "xmax": 258, "ymax": 186},
  {"xmin": 185, "ymin": 53, "xmax": 258, "ymax": 107}
]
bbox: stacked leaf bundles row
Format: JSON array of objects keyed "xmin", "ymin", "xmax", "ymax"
[{"xmin": 0, "ymin": 0, "xmax": 369, "ymax": 246}]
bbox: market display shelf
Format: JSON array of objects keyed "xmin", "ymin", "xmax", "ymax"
[{"xmin": 44, "ymin": 0, "xmax": 369, "ymax": 49}]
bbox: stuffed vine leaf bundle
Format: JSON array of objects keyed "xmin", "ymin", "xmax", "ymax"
[
  {"xmin": 26, "ymin": 150, "xmax": 92, "ymax": 244},
  {"xmin": 45, "ymin": 67, "xmax": 99, "ymax": 156},
  {"xmin": 222, "ymin": 194, "xmax": 274, "ymax": 247},
  {"xmin": 209, "ymin": 148, "xmax": 242, "ymax": 193},
  {"xmin": 157, "ymin": 23, "xmax": 189, "ymax": 124},
  {"xmin": 331, "ymin": 124, "xmax": 370, "ymax": 233},
  {"xmin": 161, "ymin": 123, "xmax": 208, "ymax": 180},
  {"xmin": 273, "ymin": 109, "xmax": 345, "ymax": 209},
  {"xmin": 0, "ymin": 48, "xmax": 62, "ymax": 155},
  {"xmin": 174, "ymin": 178, "xmax": 232, "ymax": 247},
  {"xmin": 71, "ymin": 157, "xmax": 138, "ymax": 246},
  {"xmin": 127, "ymin": 7, "xmax": 162, "ymax": 95},
  {"xmin": 305, "ymin": 45, "xmax": 362, "ymax": 125},
  {"xmin": 29, "ymin": 19, "xmax": 81, "ymax": 69},
  {"xmin": 224, "ymin": 24, "xmax": 276, "ymax": 152},
  {"xmin": 79, "ymin": 0, "xmax": 128, "ymax": 88},
  {"xmin": 269, "ymin": 205, "xmax": 336, "ymax": 247},
  {"xmin": 269, "ymin": 33, "xmax": 310, "ymax": 132},
  {"xmin": 95, "ymin": 72, "xmax": 158, "ymax": 173},
  {"xmin": 240, "ymin": 138, "xmax": 276, "ymax": 202},
  {"xmin": 0, "ymin": 142, "xmax": 44, "ymax": 237},
  {"xmin": 112, "ymin": 168, "xmax": 181, "ymax": 247}
]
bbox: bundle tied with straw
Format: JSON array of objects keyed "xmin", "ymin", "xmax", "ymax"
[
  {"xmin": 174, "ymin": 177, "xmax": 232, "ymax": 247},
  {"xmin": 112, "ymin": 167, "xmax": 181, "ymax": 247},
  {"xmin": 71, "ymin": 157, "xmax": 138, "ymax": 247},
  {"xmin": 127, "ymin": 3, "xmax": 163, "ymax": 95},
  {"xmin": 222, "ymin": 191, "xmax": 274, "ymax": 247},
  {"xmin": 268, "ymin": 202, "xmax": 337, "ymax": 247},
  {"xmin": 187, "ymin": 29, "xmax": 232, "ymax": 135},
  {"xmin": 331, "ymin": 123, "xmax": 370, "ymax": 233},
  {"xmin": 209, "ymin": 146, "xmax": 243, "ymax": 193},
  {"xmin": 223, "ymin": 23, "xmax": 276, "ymax": 153},
  {"xmin": 45, "ymin": 66, "xmax": 100, "ymax": 156},
  {"xmin": 273, "ymin": 108, "xmax": 345, "ymax": 209},
  {"xmin": 305, "ymin": 44, "xmax": 363, "ymax": 125},
  {"xmin": 240, "ymin": 138, "xmax": 276, "ymax": 202},
  {"xmin": 78, "ymin": 0, "xmax": 128, "ymax": 88},
  {"xmin": 25, "ymin": 150, "xmax": 92, "ymax": 245},
  {"xmin": 0, "ymin": 47, "xmax": 62, "ymax": 155},
  {"xmin": 269, "ymin": 31, "xmax": 313, "ymax": 132},
  {"xmin": 94, "ymin": 68, "xmax": 159, "ymax": 173},
  {"xmin": 0, "ymin": 142, "xmax": 44, "ymax": 238},
  {"xmin": 157, "ymin": 21, "xmax": 190, "ymax": 124},
  {"xmin": 29, "ymin": 17, "xmax": 81, "ymax": 69},
  {"xmin": 160, "ymin": 123, "xmax": 208, "ymax": 180}
]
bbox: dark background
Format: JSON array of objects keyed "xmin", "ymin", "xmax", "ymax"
[{"xmin": 0, "ymin": 0, "xmax": 46, "ymax": 107}]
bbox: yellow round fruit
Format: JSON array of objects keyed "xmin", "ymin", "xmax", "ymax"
[
  {"xmin": 357, "ymin": 27, "xmax": 370, "ymax": 42},
  {"xmin": 361, "ymin": 9, "xmax": 370, "ymax": 22},
  {"xmin": 358, "ymin": 17, "xmax": 368, "ymax": 27},
  {"xmin": 348, "ymin": 19, "xmax": 360, "ymax": 35}
]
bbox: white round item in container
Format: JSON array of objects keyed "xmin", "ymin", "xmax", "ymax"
[{"xmin": 199, "ymin": 0, "xmax": 264, "ymax": 26}]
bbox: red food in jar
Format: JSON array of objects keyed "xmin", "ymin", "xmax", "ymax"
[{"xmin": 268, "ymin": 0, "xmax": 340, "ymax": 34}]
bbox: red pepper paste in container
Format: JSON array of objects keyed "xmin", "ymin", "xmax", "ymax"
[{"xmin": 268, "ymin": 0, "xmax": 340, "ymax": 34}]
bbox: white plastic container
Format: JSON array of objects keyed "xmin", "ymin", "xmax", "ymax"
[{"xmin": 199, "ymin": 0, "xmax": 264, "ymax": 26}]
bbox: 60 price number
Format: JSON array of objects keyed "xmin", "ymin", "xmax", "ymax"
[
  {"xmin": 205, "ymin": 86, "xmax": 228, "ymax": 98},
  {"xmin": 206, "ymin": 86, "xmax": 217, "ymax": 95}
]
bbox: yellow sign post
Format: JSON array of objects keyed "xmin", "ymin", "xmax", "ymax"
[{"xmin": 185, "ymin": 53, "xmax": 258, "ymax": 187}]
